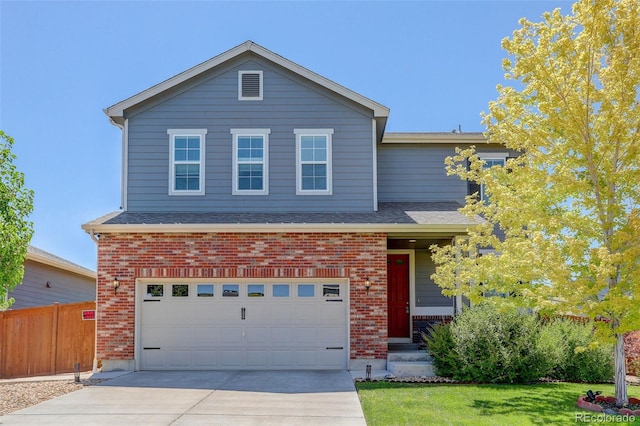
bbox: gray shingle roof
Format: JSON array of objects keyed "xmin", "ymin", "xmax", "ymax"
[{"xmin": 101, "ymin": 202, "xmax": 476, "ymax": 226}]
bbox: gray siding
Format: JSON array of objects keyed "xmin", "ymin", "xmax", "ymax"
[
  {"xmin": 415, "ymin": 250, "xmax": 452, "ymax": 308},
  {"xmin": 125, "ymin": 56, "xmax": 375, "ymax": 213},
  {"xmin": 8, "ymin": 260, "xmax": 95, "ymax": 310},
  {"xmin": 378, "ymin": 144, "xmax": 517, "ymax": 204},
  {"xmin": 377, "ymin": 144, "xmax": 467, "ymax": 204}
]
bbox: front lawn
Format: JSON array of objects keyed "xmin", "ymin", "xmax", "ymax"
[{"xmin": 356, "ymin": 382, "xmax": 640, "ymax": 425}]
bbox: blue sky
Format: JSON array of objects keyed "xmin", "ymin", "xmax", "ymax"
[{"xmin": 0, "ymin": 0, "xmax": 573, "ymax": 270}]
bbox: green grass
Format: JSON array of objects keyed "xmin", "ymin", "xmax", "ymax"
[{"xmin": 356, "ymin": 382, "xmax": 640, "ymax": 425}]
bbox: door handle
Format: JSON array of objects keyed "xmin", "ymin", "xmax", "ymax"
[
  {"xmin": 405, "ymin": 302, "xmax": 409, "ymax": 314},
  {"xmin": 241, "ymin": 307, "xmax": 246, "ymax": 320}
]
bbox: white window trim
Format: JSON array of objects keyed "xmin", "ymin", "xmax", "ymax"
[
  {"xmin": 294, "ymin": 129, "xmax": 334, "ymax": 195},
  {"xmin": 167, "ymin": 129, "xmax": 207, "ymax": 196},
  {"xmin": 230, "ymin": 128, "xmax": 270, "ymax": 195},
  {"xmin": 238, "ymin": 70, "xmax": 263, "ymax": 101},
  {"xmin": 477, "ymin": 152, "xmax": 508, "ymax": 201}
]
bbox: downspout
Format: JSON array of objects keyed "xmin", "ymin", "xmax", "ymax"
[
  {"xmin": 88, "ymin": 229, "xmax": 99, "ymax": 373},
  {"xmin": 372, "ymin": 119, "xmax": 378, "ymax": 212}
]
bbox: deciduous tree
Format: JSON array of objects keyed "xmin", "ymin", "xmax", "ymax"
[
  {"xmin": 0, "ymin": 131, "xmax": 34, "ymax": 310},
  {"xmin": 431, "ymin": 0, "xmax": 640, "ymax": 406}
]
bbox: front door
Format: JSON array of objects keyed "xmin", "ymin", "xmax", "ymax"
[{"xmin": 387, "ymin": 254, "xmax": 410, "ymax": 338}]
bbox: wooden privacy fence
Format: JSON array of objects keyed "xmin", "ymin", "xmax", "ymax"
[{"xmin": 0, "ymin": 301, "xmax": 96, "ymax": 379}]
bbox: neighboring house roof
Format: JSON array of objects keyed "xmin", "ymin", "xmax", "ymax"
[
  {"xmin": 27, "ymin": 245, "xmax": 96, "ymax": 279},
  {"xmin": 82, "ymin": 202, "xmax": 481, "ymax": 235},
  {"xmin": 105, "ymin": 40, "xmax": 390, "ymax": 139}
]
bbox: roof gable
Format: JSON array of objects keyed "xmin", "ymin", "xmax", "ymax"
[{"xmin": 105, "ymin": 41, "xmax": 389, "ymax": 134}]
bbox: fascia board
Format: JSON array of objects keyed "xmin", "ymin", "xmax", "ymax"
[
  {"xmin": 382, "ymin": 132, "xmax": 487, "ymax": 144},
  {"xmin": 105, "ymin": 41, "xmax": 389, "ymax": 122},
  {"xmin": 82, "ymin": 222, "xmax": 473, "ymax": 235}
]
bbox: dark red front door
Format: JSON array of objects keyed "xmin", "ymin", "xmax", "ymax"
[{"xmin": 387, "ymin": 254, "xmax": 410, "ymax": 338}]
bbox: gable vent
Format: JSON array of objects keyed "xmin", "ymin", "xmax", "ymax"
[{"xmin": 239, "ymin": 71, "xmax": 263, "ymax": 100}]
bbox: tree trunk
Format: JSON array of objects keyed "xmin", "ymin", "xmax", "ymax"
[{"xmin": 614, "ymin": 333, "xmax": 628, "ymax": 407}]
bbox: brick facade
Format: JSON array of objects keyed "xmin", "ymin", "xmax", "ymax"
[{"xmin": 96, "ymin": 232, "xmax": 388, "ymax": 366}]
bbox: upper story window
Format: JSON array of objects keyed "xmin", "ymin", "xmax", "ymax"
[
  {"xmin": 238, "ymin": 70, "xmax": 263, "ymax": 100},
  {"xmin": 168, "ymin": 129, "xmax": 207, "ymax": 195},
  {"xmin": 477, "ymin": 153, "xmax": 508, "ymax": 201},
  {"xmin": 231, "ymin": 128, "xmax": 270, "ymax": 195},
  {"xmin": 294, "ymin": 129, "xmax": 333, "ymax": 195}
]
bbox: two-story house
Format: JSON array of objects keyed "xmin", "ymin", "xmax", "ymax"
[{"xmin": 83, "ymin": 41, "xmax": 509, "ymax": 373}]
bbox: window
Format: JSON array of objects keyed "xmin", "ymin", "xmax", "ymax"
[
  {"xmin": 323, "ymin": 284, "xmax": 340, "ymax": 298},
  {"xmin": 294, "ymin": 129, "xmax": 333, "ymax": 195},
  {"xmin": 477, "ymin": 153, "xmax": 508, "ymax": 201},
  {"xmin": 146, "ymin": 284, "xmax": 163, "ymax": 298},
  {"xmin": 248, "ymin": 284, "xmax": 265, "ymax": 297},
  {"xmin": 197, "ymin": 284, "xmax": 214, "ymax": 297},
  {"xmin": 172, "ymin": 284, "xmax": 189, "ymax": 297},
  {"xmin": 222, "ymin": 284, "xmax": 239, "ymax": 297},
  {"xmin": 238, "ymin": 70, "xmax": 263, "ymax": 100},
  {"xmin": 297, "ymin": 284, "xmax": 315, "ymax": 298},
  {"xmin": 273, "ymin": 284, "xmax": 290, "ymax": 298},
  {"xmin": 168, "ymin": 129, "xmax": 207, "ymax": 195},
  {"xmin": 231, "ymin": 129, "xmax": 270, "ymax": 195}
]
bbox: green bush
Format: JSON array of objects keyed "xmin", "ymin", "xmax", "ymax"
[
  {"xmin": 540, "ymin": 318, "xmax": 613, "ymax": 383},
  {"xmin": 423, "ymin": 305, "xmax": 614, "ymax": 384},
  {"xmin": 448, "ymin": 305, "xmax": 551, "ymax": 383},
  {"xmin": 422, "ymin": 323, "xmax": 458, "ymax": 377}
]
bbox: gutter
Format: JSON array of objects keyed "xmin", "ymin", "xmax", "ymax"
[{"xmin": 81, "ymin": 221, "xmax": 477, "ymax": 235}]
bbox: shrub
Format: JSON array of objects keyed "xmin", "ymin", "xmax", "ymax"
[
  {"xmin": 540, "ymin": 318, "xmax": 613, "ymax": 383},
  {"xmin": 422, "ymin": 323, "xmax": 458, "ymax": 377},
  {"xmin": 449, "ymin": 305, "xmax": 551, "ymax": 383}
]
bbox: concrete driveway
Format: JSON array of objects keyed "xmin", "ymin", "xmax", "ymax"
[{"xmin": 1, "ymin": 370, "xmax": 366, "ymax": 425}]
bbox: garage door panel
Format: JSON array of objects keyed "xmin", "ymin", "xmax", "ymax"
[
  {"xmin": 293, "ymin": 304, "xmax": 320, "ymax": 323},
  {"xmin": 245, "ymin": 327, "xmax": 269, "ymax": 345},
  {"xmin": 162, "ymin": 327, "xmax": 194, "ymax": 346},
  {"xmin": 270, "ymin": 327, "xmax": 292, "ymax": 344},
  {"xmin": 193, "ymin": 327, "xmax": 219, "ymax": 346},
  {"xmin": 166, "ymin": 350, "xmax": 193, "ymax": 368},
  {"xmin": 271, "ymin": 350, "xmax": 294, "ymax": 366},
  {"xmin": 221, "ymin": 350, "xmax": 243, "ymax": 367},
  {"xmin": 194, "ymin": 350, "xmax": 218, "ymax": 367},
  {"xmin": 293, "ymin": 327, "xmax": 318, "ymax": 344},
  {"xmin": 220, "ymin": 328, "xmax": 243, "ymax": 345},
  {"xmin": 140, "ymin": 282, "xmax": 347, "ymax": 370},
  {"xmin": 269, "ymin": 305, "xmax": 293, "ymax": 321},
  {"xmin": 246, "ymin": 351, "xmax": 269, "ymax": 367},
  {"xmin": 295, "ymin": 350, "xmax": 318, "ymax": 366},
  {"xmin": 142, "ymin": 350, "xmax": 164, "ymax": 368}
]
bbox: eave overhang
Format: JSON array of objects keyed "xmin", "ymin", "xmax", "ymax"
[
  {"xmin": 382, "ymin": 132, "xmax": 487, "ymax": 144},
  {"xmin": 81, "ymin": 221, "xmax": 474, "ymax": 235}
]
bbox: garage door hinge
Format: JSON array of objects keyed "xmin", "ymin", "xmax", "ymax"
[
  {"xmin": 326, "ymin": 347, "xmax": 344, "ymax": 350},
  {"xmin": 325, "ymin": 299, "xmax": 343, "ymax": 302},
  {"xmin": 143, "ymin": 347, "xmax": 161, "ymax": 350}
]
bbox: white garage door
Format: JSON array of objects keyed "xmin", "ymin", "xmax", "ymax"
[{"xmin": 138, "ymin": 281, "xmax": 348, "ymax": 370}]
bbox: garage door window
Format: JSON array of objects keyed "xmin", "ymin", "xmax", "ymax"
[
  {"xmin": 248, "ymin": 284, "xmax": 265, "ymax": 297},
  {"xmin": 172, "ymin": 284, "xmax": 189, "ymax": 297},
  {"xmin": 223, "ymin": 284, "xmax": 239, "ymax": 297},
  {"xmin": 323, "ymin": 284, "xmax": 340, "ymax": 298},
  {"xmin": 297, "ymin": 284, "xmax": 315, "ymax": 298},
  {"xmin": 197, "ymin": 284, "xmax": 214, "ymax": 297},
  {"xmin": 146, "ymin": 284, "xmax": 164, "ymax": 298},
  {"xmin": 273, "ymin": 284, "xmax": 290, "ymax": 297}
]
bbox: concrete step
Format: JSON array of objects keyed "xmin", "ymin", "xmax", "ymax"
[
  {"xmin": 387, "ymin": 351, "xmax": 432, "ymax": 363},
  {"xmin": 387, "ymin": 361, "xmax": 435, "ymax": 377},
  {"xmin": 388, "ymin": 343, "xmax": 421, "ymax": 352}
]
